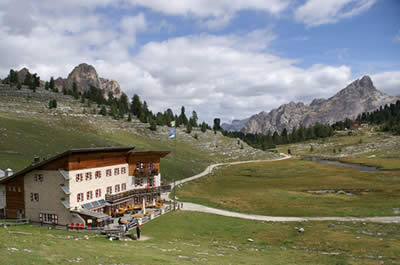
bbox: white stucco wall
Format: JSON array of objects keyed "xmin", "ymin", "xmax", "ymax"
[
  {"xmin": 68, "ymin": 164, "xmax": 131, "ymax": 208},
  {"xmin": 68, "ymin": 164, "xmax": 163, "ymax": 209}
]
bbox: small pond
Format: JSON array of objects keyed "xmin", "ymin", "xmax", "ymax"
[{"xmin": 303, "ymin": 157, "xmax": 381, "ymax": 171}]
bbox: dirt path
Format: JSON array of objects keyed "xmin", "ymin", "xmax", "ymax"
[
  {"xmin": 172, "ymin": 153, "xmax": 291, "ymax": 188},
  {"xmin": 171, "ymin": 154, "xmax": 400, "ymax": 224},
  {"xmin": 181, "ymin": 202, "xmax": 400, "ymax": 223}
]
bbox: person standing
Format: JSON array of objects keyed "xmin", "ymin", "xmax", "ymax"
[{"xmin": 136, "ymin": 222, "xmax": 141, "ymax": 239}]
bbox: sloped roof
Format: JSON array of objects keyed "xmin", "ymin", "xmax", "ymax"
[{"xmin": 0, "ymin": 146, "xmax": 135, "ymax": 184}]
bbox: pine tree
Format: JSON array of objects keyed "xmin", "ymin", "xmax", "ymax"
[
  {"xmin": 149, "ymin": 119, "xmax": 157, "ymax": 131},
  {"xmin": 191, "ymin": 111, "xmax": 198, "ymax": 127},
  {"xmin": 179, "ymin": 106, "xmax": 188, "ymax": 126},
  {"xmin": 213, "ymin": 118, "xmax": 221, "ymax": 131},
  {"xmin": 100, "ymin": 105, "xmax": 107, "ymax": 116},
  {"xmin": 186, "ymin": 122, "xmax": 192, "ymax": 134},
  {"xmin": 201, "ymin": 122, "xmax": 207, "ymax": 132},
  {"xmin": 49, "ymin": 77, "xmax": 55, "ymax": 91}
]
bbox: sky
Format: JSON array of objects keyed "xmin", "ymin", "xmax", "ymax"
[{"xmin": 0, "ymin": 0, "xmax": 399, "ymax": 124}]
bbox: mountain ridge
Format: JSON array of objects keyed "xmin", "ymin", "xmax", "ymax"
[{"xmin": 222, "ymin": 76, "xmax": 399, "ymax": 134}]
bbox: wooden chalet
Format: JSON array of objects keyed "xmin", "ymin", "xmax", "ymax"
[{"xmin": 0, "ymin": 147, "xmax": 170, "ymax": 226}]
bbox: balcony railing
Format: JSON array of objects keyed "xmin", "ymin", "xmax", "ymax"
[
  {"xmin": 134, "ymin": 168, "xmax": 159, "ymax": 178},
  {"xmin": 105, "ymin": 185, "xmax": 171, "ymax": 203}
]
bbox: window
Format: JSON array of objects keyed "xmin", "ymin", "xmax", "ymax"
[
  {"xmin": 30, "ymin": 193, "xmax": 39, "ymax": 202},
  {"xmin": 115, "ymin": 184, "xmax": 120, "ymax": 193},
  {"xmin": 149, "ymin": 178, "xmax": 153, "ymax": 187},
  {"xmin": 135, "ymin": 178, "xmax": 141, "ymax": 187},
  {"xmin": 86, "ymin": 191, "xmax": 93, "ymax": 200},
  {"xmin": 95, "ymin": 189, "xmax": 102, "ymax": 198},
  {"xmin": 106, "ymin": 186, "xmax": 112, "ymax": 194},
  {"xmin": 106, "ymin": 169, "xmax": 112, "ymax": 177},
  {"xmin": 149, "ymin": 162, "xmax": 153, "ymax": 169},
  {"xmin": 121, "ymin": 183, "xmax": 126, "ymax": 191},
  {"xmin": 85, "ymin": 172, "xmax": 92, "ymax": 181},
  {"xmin": 121, "ymin": 167, "xmax": 126, "ymax": 174},
  {"xmin": 77, "ymin": 193, "xmax": 84, "ymax": 202},
  {"xmin": 12, "ymin": 186, "xmax": 16, "ymax": 192},
  {"xmin": 136, "ymin": 162, "xmax": 144, "ymax": 169},
  {"xmin": 95, "ymin": 171, "xmax": 102, "ymax": 179},
  {"xmin": 17, "ymin": 187, "xmax": 21, "ymax": 192},
  {"xmin": 40, "ymin": 213, "xmax": 58, "ymax": 224},
  {"xmin": 34, "ymin": 174, "xmax": 43, "ymax": 182},
  {"xmin": 75, "ymin": 173, "xmax": 83, "ymax": 182},
  {"xmin": 114, "ymin": 168, "xmax": 119, "ymax": 176}
]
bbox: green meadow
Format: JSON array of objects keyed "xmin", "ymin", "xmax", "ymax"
[
  {"xmin": 1, "ymin": 211, "xmax": 399, "ymax": 265},
  {"xmin": 176, "ymin": 159, "xmax": 400, "ymax": 217}
]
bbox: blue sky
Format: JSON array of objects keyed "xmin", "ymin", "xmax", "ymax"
[{"xmin": 0, "ymin": 0, "xmax": 399, "ymax": 124}]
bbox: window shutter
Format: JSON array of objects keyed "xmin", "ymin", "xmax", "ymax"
[
  {"xmin": 39, "ymin": 213, "xmax": 43, "ymax": 222},
  {"xmin": 54, "ymin": 215, "xmax": 58, "ymax": 224}
]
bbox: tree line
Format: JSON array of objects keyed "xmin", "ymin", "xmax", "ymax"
[
  {"xmin": 223, "ymin": 100, "xmax": 400, "ymax": 151},
  {"xmin": 355, "ymin": 100, "xmax": 400, "ymax": 134},
  {"xmin": 223, "ymin": 123, "xmax": 334, "ymax": 150},
  {"xmin": 2, "ymin": 69, "xmax": 40, "ymax": 91}
]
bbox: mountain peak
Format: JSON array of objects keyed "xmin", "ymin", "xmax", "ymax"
[
  {"xmin": 237, "ymin": 76, "xmax": 399, "ymax": 134},
  {"xmin": 55, "ymin": 63, "xmax": 123, "ymax": 99},
  {"xmin": 359, "ymin": 75, "xmax": 373, "ymax": 88}
]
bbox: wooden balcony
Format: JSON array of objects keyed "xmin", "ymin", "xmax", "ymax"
[
  {"xmin": 105, "ymin": 185, "xmax": 171, "ymax": 204},
  {"xmin": 134, "ymin": 168, "xmax": 159, "ymax": 178}
]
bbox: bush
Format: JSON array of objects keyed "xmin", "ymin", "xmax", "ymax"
[
  {"xmin": 194, "ymin": 133, "xmax": 198, "ymax": 140},
  {"xmin": 48, "ymin": 99, "xmax": 57, "ymax": 109}
]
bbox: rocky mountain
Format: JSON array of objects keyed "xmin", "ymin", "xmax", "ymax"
[
  {"xmin": 221, "ymin": 118, "xmax": 250, "ymax": 132},
  {"xmin": 54, "ymin": 63, "xmax": 123, "ymax": 99},
  {"xmin": 224, "ymin": 76, "xmax": 399, "ymax": 134}
]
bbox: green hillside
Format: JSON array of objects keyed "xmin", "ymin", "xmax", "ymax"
[{"xmin": 0, "ymin": 85, "xmax": 279, "ymax": 183}]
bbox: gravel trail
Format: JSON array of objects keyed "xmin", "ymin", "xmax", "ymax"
[{"xmin": 172, "ymin": 154, "xmax": 400, "ymax": 223}]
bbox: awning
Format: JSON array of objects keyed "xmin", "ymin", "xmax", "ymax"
[
  {"xmin": 81, "ymin": 199, "xmax": 109, "ymax": 210},
  {"xmin": 72, "ymin": 208, "xmax": 109, "ymax": 220}
]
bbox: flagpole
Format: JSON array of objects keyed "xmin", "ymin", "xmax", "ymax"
[{"xmin": 173, "ymin": 125, "xmax": 176, "ymax": 211}]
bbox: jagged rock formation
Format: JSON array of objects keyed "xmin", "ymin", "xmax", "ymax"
[
  {"xmin": 221, "ymin": 118, "xmax": 250, "ymax": 132},
  {"xmin": 54, "ymin": 63, "xmax": 123, "ymax": 99},
  {"xmin": 17, "ymin": 67, "xmax": 30, "ymax": 83},
  {"xmin": 225, "ymin": 76, "xmax": 399, "ymax": 134}
]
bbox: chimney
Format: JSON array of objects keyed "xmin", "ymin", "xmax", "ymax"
[
  {"xmin": 5, "ymin": 168, "xmax": 13, "ymax": 177},
  {"xmin": 33, "ymin": 156, "xmax": 40, "ymax": 165}
]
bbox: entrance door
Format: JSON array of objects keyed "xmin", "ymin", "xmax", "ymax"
[{"xmin": 17, "ymin": 209, "xmax": 24, "ymax": 219}]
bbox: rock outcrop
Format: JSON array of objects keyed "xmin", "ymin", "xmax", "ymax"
[
  {"xmin": 221, "ymin": 118, "xmax": 250, "ymax": 132},
  {"xmin": 54, "ymin": 63, "xmax": 123, "ymax": 99},
  {"xmin": 225, "ymin": 76, "xmax": 398, "ymax": 134}
]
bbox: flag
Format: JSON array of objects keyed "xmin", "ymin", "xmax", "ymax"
[
  {"xmin": 170, "ymin": 121, "xmax": 175, "ymax": 127},
  {"xmin": 168, "ymin": 128, "xmax": 175, "ymax": 139}
]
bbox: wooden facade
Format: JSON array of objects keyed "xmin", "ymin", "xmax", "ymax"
[{"xmin": 5, "ymin": 176, "xmax": 25, "ymax": 219}]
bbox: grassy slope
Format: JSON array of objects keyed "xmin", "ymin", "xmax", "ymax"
[
  {"xmin": 1, "ymin": 211, "xmax": 399, "ymax": 265},
  {"xmin": 0, "ymin": 90, "xmax": 279, "ymax": 183},
  {"xmin": 177, "ymin": 159, "xmax": 400, "ymax": 217},
  {"xmin": 277, "ymin": 128, "xmax": 400, "ymax": 170}
]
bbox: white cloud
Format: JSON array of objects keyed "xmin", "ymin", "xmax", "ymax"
[
  {"xmin": 295, "ymin": 0, "xmax": 377, "ymax": 27},
  {"xmin": 128, "ymin": 0, "xmax": 291, "ymax": 30},
  {"xmin": 0, "ymin": 0, "xmax": 398, "ymax": 125},
  {"xmin": 128, "ymin": 0, "xmax": 290, "ymax": 17},
  {"xmin": 372, "ymin": 71, "xmax": 400, "ymax": 96}
]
